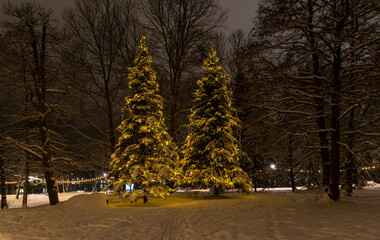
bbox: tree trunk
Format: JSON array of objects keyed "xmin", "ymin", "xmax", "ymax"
[
  {"xmin": 287, "ymin": 134, "xmax": 296, "ymax": 192},
  {"xmin": 22, "ymin": 156, "xmax": 30, "ymax": 207},
  {"xmin": 345, "ymin": 108, "xmax": 354, "ymax": 196},
  {"xmin": 169, "ymin": 84, "xmax": 178, "ymax": 142},
  {"xmin": 143, "ymin": 195, "xmax": 148, "ymax": 204},
  {"xmin": 253, "ymin": 158, "xmax": 258, "ymax": 192},
  {"xmin": 307, "ymin": 0, "xmax": 330, "ymax": 193},
  {"xmin": 22, "ymin": 54, "xmax": 30, "ymax": 207},
  {"xmin": 329, "ymin": 43, "xmax": 342, "ymax": 201},
  {"xmin": 345, "ymin": 14, "xmax": 358, "ymax": 197},
  {"xmin": 328, "ymin": 0, "xmax": 348, "ymax": 201},
  {"xmin": 15, "ymin": 177, "xmax": 22, "ymax": 199},
  {"xmin": 329, "ymin": 92, "xmax": 341, "ymax": 201},
  {"xmin": 0, "ymin": 150, "xmax": 7, "ymax": 209},
  {"xmin": 316, "ymin": 113, "xmax": 330, "ymax": 193},
  {"xmin": 30, "ymin": 22, "xmax": 59, "ymax": 205},
  {"xmin": 289, "ymin": 169, "xmax": 295, "ymax": 192},
  {"xmin": 104, "ymin": 82, "xmax": 116, "ymax": 154},
  {"xmin": 314, "ymin": 74, "xmax": 330, "ymax": 194},
  {"xmin": 315, "ymin": 102, "xmax": 330, "ymax": 193},
  {"xmin": 211, "ymin": 185, "xmax": 222, "ymax": 196},
  {"xmin": 40, "ymin": 115, "xmax": 59, "ymax": 205}
]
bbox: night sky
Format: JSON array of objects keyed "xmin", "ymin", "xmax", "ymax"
[
  {"xmin": 0, "ymin": 0, "xmax": 259, "ymax": 33},
  {"xmin": 218, "ymin": 0, "xmax": 258, "ymax": 32}
]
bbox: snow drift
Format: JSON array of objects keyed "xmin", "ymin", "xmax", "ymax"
[{"xmin": 64, "ymin": 192, "xmax": 109, "ymax": 210}]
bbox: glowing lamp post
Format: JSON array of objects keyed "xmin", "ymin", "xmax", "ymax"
[{"xmin": 269, "ymin": 164, "xmax": 276, "ymax": 187}]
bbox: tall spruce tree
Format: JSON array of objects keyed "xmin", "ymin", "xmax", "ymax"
[
  {"xmin": 181, "ymin": 48, "xmax": 252, "ymax": 195},
  {"xmin": 107, "ymin": 36, "xmax": 178, "ymax": 203}
]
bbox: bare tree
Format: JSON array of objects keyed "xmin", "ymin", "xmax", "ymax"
[
  {"xmin": 62, "ymin": 0, "xmax": 140, "ymax": 164},
  {"xmin": 142, "ymin": 0, "xmax": 227, "ymax": 142},
  {"xmin": 318, "ymin": 0, "xmax": 379, "ymax": 200},
  {"xmin": 254, "ymin": 0, "xmax": 380, "ymax": 200},
  {"xmin": 2, "ymin": 2, "xmax": 63, "ymax": 205}
]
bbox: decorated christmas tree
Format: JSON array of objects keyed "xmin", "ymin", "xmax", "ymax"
[
  {"xmin": 181, "ymin": 48, "xmax": 252, "ymax": 195},
  {"xmin": 106, "ymin": 36, "xmax": 178, "ymax": 203}
]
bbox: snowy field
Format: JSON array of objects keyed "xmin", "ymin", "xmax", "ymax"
[
  {"xmin": 5, "ymin": 192, "xmax": 89, "ymax": 209},
  {"xmin": 1, "ymin": 186, "xmax": 380, "ymax": 240}
]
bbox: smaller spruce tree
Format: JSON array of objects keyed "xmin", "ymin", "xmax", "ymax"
[
  {"xmin": 107, "ymin": 36, "xmax": 178, "ymax": 203},
  {"xmin": 181, "ymin": 48, "xmax": 252, "ymax": 195}
]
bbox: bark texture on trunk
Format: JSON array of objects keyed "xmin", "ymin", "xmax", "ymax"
[
  {"xmin": 169, "ymin": 85, "xmax": 179, "ymax": 142},
  {"xmin": 22, "ymin": 159, "xmax": 30, "ymax": 207},
  {"xmin": 328, "ymin": 0, "xmax": 350, "ymax": 201},
  {"xmin": 345, "ymin": 109, "xmax": 354, "ymax": 196},
  {"xmin": 329, "ymin": 99, "xmax": 341, "ymax": 201},
  {"xmin": 29, "ymin": 21, "xmax": 59, "ymax": 205},
  {"xmin": 23, "ymin": 54, "xmax": 30, "ymax": 207},
  {"xmin": 0, "ymin": 151, "xmax": 7, "ymax": 209},
  {"xmin": 287, "ymin": 134, "xmax": 296, "ymax": 192},
  {"xmin": 329, "ymin": 41, "xmax": 342, "ymax": 201},
  {"xmin": 307, "ymin": 0, "xmax": 330, "ymax": 193}
]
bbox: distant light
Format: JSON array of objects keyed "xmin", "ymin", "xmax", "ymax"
[
  {"xmin": 103, "ymin": 172, "xmax": 107, "ymax": 177},
  {"xmin": 270, "ymin": 164, "xmax": 276, "ymax": 169},
  {"xmin": 29, "ymin": 176, "xmax": 41, "ymax": 181}
]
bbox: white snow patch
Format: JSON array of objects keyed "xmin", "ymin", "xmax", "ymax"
[
  {"xmin": 6, "ymin": 192, "xmax": 89, "ymax": 208},
  {"xmin": 364, "ymin": 181, "xmax": 380, "ymax": 189}
]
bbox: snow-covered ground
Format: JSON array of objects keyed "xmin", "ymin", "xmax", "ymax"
[
  {"xmin": 6, "ymin": 192, "xmax": 89, "ymax": 209},
  {"xmin": 1, "ymin": 186, "xmax": 380, "ymax": 240}
]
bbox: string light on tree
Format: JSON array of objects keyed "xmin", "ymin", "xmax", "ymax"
[
  {"xmin": 105, "ymin": 35, "xmax": 178, "ymax": 203},
  {"xmin": 180, "ymin": 48, "xmax": 252, "ymax": 195}
]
